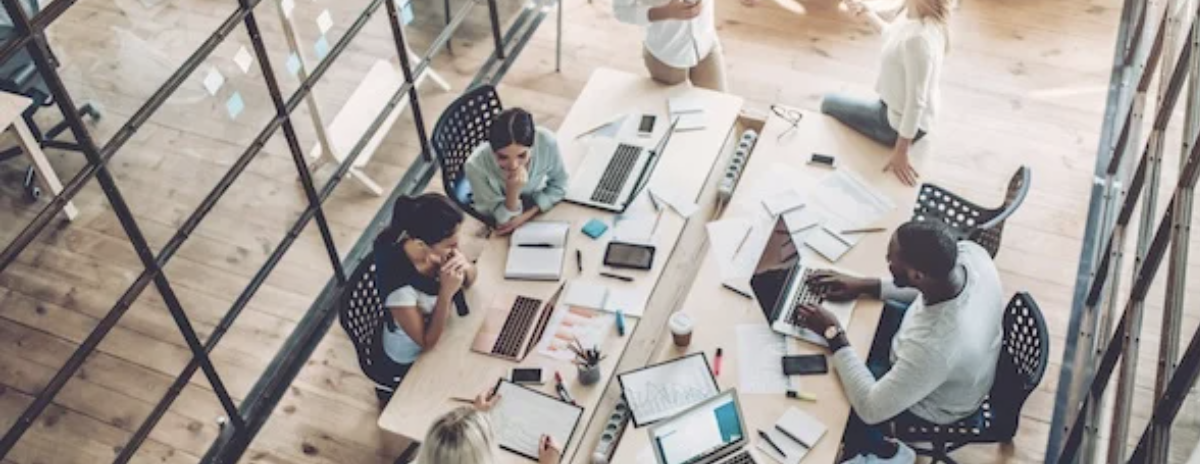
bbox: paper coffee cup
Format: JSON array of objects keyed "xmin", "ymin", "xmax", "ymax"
[{"xmin": 669, "ymin": 312, "xmax": 693, "ymax": 347}]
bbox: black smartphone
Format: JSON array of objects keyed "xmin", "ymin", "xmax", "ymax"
[
  {"xmin": 511, "ymin": 367, "xmax": 544, "ymax": 384},
  {"xmin": 604, "ymin": 241, "xmax": 656, "ymax": 270},
  {"xmin": 638, "ymin": 114, "xmax": 657, "ymax": 137},
  {"xmin": 809, "ymin": 153, "xmax": 837, "ymax": 168},
  {"xmin": 782, "ymin": 354, "xmax": 828, "ymax": 375}
]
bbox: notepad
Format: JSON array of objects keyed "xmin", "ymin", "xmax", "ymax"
[
  {"xmin": 618, "ymin": 353, "xmax": 719, "ymax": 427},
  {"xmin": 506, "ymin": 221, "xmax": 570, "ymax": 281},
  {"xmin": 803, "ymin": 226, "xmax": 853, "ymax": 263},
  {"xmin": 668, "ymin": 96, "xmax": 707, "ymax": 131},
  {"xmin": 756, "ymin": 407, "xmax": 827, "ymax": 464},
  {"xmin": 490, "ymin": 379, "xmax": 584, "ymax": 460}
]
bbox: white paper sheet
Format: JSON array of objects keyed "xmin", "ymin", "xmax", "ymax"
[
  {"xmin": 233, "ymin": 46, "xmax": 254, "ymax": 74},
  {"xmin": 614, "ymin": 212, "xmax": 660, "ymax": 244},
  {"xmin": 736, "ymin": 325, "xmax": 790, "ymax": 394},
  {"xmin": 560, "ymin": 281, "xmax": 642, "ymax": 316},
  {"xmin": 491, "ymin": 381, "xmax": 583, "ymax": 459},
  {"xmin": 707, "ymin": 217, "xmax": 774, "ymax": 296},
  {"xmin": 649, "ymin": 185, "xmax": 698, "ymax": 218},
  {"xmin": 316, "ymin": 9, "xmax": 334, "ymax": 34},
  {"xmin": 535, "ymin": 304, "xmax": 613, "ymax": 361},
  {"xmin": 202, "ymin": 67, "xmax": 224, "ymax": 96},
  {"xmin": 807, "ymin": 170, "xmax": 895, "ymax": 246},
  {"xmin": 762, "ymin": 189, "xmax": 806, "ymax": 217}
]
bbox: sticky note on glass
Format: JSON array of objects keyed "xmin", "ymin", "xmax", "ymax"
[
  {"xmin": 233, "ymin": 46, "xmax": 254, "ymax": 74},
  {"xmin": 285, "ymin": 52, "xmax": 302, "ymax": 76},
  {"xmin": 202, "ymin": 67, "xmax": 224, "ymax": 96},
  {"xmin": 316, "ymin": 9, "xmax": 333, "ymax": 34},
  {"xmin": 280, "ymin": 0, "xmax": 295, "ymax": 18},
  {"xmin": 314, "ymin": 35, "xmax": 330, "ymax": 60},
  {"xmin": 400, "ymin": 0, "xmax": 414, "ymax": 24},
  {"xmin": 226, "ymin": 92, "xmax": 245, "ymax": 120}
]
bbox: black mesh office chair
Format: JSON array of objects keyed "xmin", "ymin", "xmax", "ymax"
[
  {"xmin": 892, "ymin": 292, "xmax": 1049, "ymax": 464},
  {"xmin": 336, "ymin": 258, "xmax": 409, "ymax": 403},
  {"xmin": 0, "ymin": 0, "xmax": 101, "ymax": 200},
  {"xmin": 430, "ymin": 84, "xmax": 503, "ymax": 226},
  {"xmin": 912, "ymin": 167, "xmax": 1031, "ymax": 258}
]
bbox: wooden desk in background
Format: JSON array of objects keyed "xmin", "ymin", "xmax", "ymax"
[
  {"xmin": 601, "ymin": 108, "xmax": 923, "ymax": 464},
  {"xmin": 377, "ymin": 68, "xmax": 744, "ymax": 462},
  {"xmin": 0, "ymin": 91, "xmax": 77, "ymax": 220}
]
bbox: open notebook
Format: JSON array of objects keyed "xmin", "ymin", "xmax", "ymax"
[
  {"xmin": 505, "ymin": 221, "xmax": 570, "ymax": 281},
  {"xmin": 490, "ymin": 379, "xmax": 584, "ymax": 460},
  {"xmin": 755, "ymin": 407, "xmax": 827, "ymax": 464}
]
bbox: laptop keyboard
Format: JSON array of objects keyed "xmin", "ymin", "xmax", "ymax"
[
  {"xmin": 786, "ymin": 268, "xmax": 824, "ymax": 326},
  {"xmin": 492, "ymin": 296, "xmax": 542, "ymax": 358},
  {"xmin": 590, "ymin": 144, "xmax": 641, "ymax": 205},
  {"xmin": 722, "ymin": 450, "xmax": 757, "ymax": 464}
]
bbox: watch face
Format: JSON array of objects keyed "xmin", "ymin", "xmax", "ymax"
[{"xmin": 824, "ymin": 326, "xmax": 840, "ymax": 340}]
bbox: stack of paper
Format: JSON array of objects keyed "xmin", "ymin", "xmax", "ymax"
[
  {"xmin": 756, "ymin": 407, "xmax": 828, "ymax": 464},
  {"xmin": 668, "ymin": 96, "xmax": 707, "ymax": 131},
  {"xmin": 505, "ymin": 222, "xmax": 570, "ymax": 280}
]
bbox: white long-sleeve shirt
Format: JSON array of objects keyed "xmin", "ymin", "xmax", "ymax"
[
  {"xmin": 612, "ymin": 0, "xmax": 718, "ymax": 69},
  {"xmin": 832, "ymin": 242, "xmax": 1004, "ymax": 425},
  {"xmin": 875, "ymin": 16, "xmax": 945, "ymax": 139}
]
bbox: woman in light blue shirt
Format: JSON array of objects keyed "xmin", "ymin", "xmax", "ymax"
[{"xmin": 465, "ymin": 108, "xmax": 569, "ymax": 234}]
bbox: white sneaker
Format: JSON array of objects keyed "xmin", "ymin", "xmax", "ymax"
[{"xmin": 840, "ymin": 441, "xmax": 916, "ymax": 464}]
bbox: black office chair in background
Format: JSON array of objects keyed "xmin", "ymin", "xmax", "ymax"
[
  {"xmin": 0, "ymin": 0, "xmax": 101, "ymax": 201},
  {"xmin": 429, "ymin": 84, "xmax": 503, "ymax": 226},
  {"xmin": 336, "ymin": 258, "xmax": 409, "ymax": 404},
  {"xmin": 892, "ymin": 292, "xmax": 1049, "ymax": 464},
  {"xmin": 912, "ymin": 166, "xmax": 1032, "ymax": 258}
]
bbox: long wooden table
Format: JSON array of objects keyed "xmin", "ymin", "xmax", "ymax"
[
  {"xmin": 599, "ymin": 107, "xmax": 924, "ymax": 463},
  {"xmin": 377, "ymin": 67, "xmax": 744, "ymax": 462}
]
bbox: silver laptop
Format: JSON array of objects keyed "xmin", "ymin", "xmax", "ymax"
[
  {"xmin": 648, "ymin": 389, "xmax": 757, "ymax": 464},
  {"xmin": 747, "ymin": 217, "xmax": 856, "ymax": 346},
  {"xmin": 565, "ymin": 118, "xmax": 678, "ymax": 213}
]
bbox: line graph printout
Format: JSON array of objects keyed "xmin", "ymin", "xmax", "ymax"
[
  {"xmin": 619, "ymin": 353, "xmax": 720, "ymax": 427},
  {"xmin": 490, "ymin": 380, "xmax": 584, "ymax": 460}
]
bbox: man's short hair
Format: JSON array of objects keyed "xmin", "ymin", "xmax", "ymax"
[{"xmin": 895, "ymin": 220, "xmax": 959, "ymax": 278}]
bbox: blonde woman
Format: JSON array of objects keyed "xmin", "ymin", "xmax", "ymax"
[
  {"xmin": 418, "ymin": 392, "xmax": 562, "ymax": 464},
  {"xmin": 820, "ymin": 0, "xmax": 951, "ymax": 187}
]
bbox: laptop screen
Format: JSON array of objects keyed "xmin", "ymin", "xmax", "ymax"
[
  {"xmin": 650, "ymin": 391, "xmax": 745, "ymax": 464},
  {"xmin": 749, "ymin": 217, "xmax": 801, "ymax": 322}
]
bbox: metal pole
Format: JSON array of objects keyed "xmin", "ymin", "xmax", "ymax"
[
  {"xmin": 556, "ymin": 0, "xmax": 562, "ymax": 72},
  {"xmin": 385, "ymin": 0, "xmax": 433, "ymax": 161},
  {"xmin": 1151, "ymin": 0, "xmax": 1200, "ymax": 459},
  {"xmin": 1111, "ymin": 0, "xmax": 1182, "ymax": 460},
  {"xmin": 487, "ymin": 0, "xmax": 506, "ymax": 59}
]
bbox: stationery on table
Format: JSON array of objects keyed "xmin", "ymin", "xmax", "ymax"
[
  {"xmin": 618, "ymin": 352, "xmax": 720, "ymax": 426},
  {"xmin": 505, "ymin": 221, "xmax": 571, "ymax": 280},
  {"xmin": 801, "ymin": 170, "xmax": 895, "ymax": 262},
  {"xmin": 706, "ymin": 217, "xmax": 772, "ymax": 297},
  {"xmin": 668, "ymin": 96, "xmax": 707, "ymax": 131},
  {"xmin": 488, "ymin": 379, "xmax": 583, "ymax": 460},
  {"xmin": 560, "ymin": 280, "xmax": 643, "ymax": 316},
  {"xmin": 614, "ymin": 212, "xmax": 660, "ymax": 244},
  {"xmin": 535, "ymin": 301, "xmax": 613, "ymax": 361},
  {"xmin": 761, "ymin": 189, "xmax": 806, "ymax": 217},
  {"xmin": 648, "ymin": 185, "xmax": 699, "ymax": 218},
  {"xmin": 755, "ymin": 407, "xmax": 827, "ymax": 464},
  {"xmin": 736, "ymin": 324, "xmax": 790, "ymax": 394}
]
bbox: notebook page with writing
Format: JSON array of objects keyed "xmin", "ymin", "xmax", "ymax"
[{"xmin": 490, "ymin": 380, "xmax": 584, "ymax": 460}]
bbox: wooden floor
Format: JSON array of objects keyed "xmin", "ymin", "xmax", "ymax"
[{"xmin": 1, "ymin": 0, "xmax": 1199, "ymax": 462}]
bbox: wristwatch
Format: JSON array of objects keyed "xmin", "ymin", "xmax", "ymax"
[{"xmin": 823, "ymin": 325, "xmax": 844, "ymax": 342}]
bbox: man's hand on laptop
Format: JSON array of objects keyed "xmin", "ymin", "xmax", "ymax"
[{"xmin": 807, "ymin": 270, "xmax": 876, "ymax": 302}]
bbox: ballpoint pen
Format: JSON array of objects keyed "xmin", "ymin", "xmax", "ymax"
[{"xmin": 757, "ymin": 430, "xmax": 786, "ymax": 458}]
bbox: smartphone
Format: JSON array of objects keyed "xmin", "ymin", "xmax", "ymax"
[
  {"xmin": 638, "ymin": 114, "xmax": 657, "ymax": 138},
  {"xmin": 604, "ymin": 241, "xmax": 656, "ymax": 270},
  {"xmin": 809, "ymin": 153, "xmax": 837, "ymax": 168},
  {"xmin": 511, "ymin": 367, "xmax": 544, "ymax": 385},
  {"xmin": 782, "ymin": 354, "xmax": 828, "ymax": 375}
]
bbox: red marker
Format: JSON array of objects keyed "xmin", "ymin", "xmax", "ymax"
[
  {"xmin": 554, "ymin": 371, "xmax": 577, "ymax": 405},
  {"xmin": 713, "ymin": 348, "xmax": 724, "ymax": 376}
]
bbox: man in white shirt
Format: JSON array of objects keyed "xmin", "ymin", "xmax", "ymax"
[
  {"xmin": 796, "ymin": 220, "xmax": 1004, "ymax": 463},
  {"xmin": 612, "ymin": 0, "xmax": 727, "ymax": 91}
]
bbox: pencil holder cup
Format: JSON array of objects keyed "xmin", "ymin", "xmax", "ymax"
[{"xmin": 578, "ymin": 364, "xmax": 602, "ymax": 386}]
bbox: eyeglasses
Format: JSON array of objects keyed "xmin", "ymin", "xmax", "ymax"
[{"xmin": 771, "ymin": 104, "xmax": 803, "ymax": 141}]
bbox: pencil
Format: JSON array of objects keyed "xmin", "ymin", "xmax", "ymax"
[
  {"xmin": 449, "ymin": 397, "xmax": 474, "ymax": 404},
  {"xmin": 650, "ymin": 210, "xmax": 663, "ymax": 237},
  {"xmin": 734, "ymin": 225, "xmax": 753, "ymax": 255},
  {"xmin": 840, "ymin": 227, "xmax": 887, "ymax": 234}
]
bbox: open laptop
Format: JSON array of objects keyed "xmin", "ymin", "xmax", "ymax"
[
  {"xmin": 749, "ymin": 216, "xmax": 855, "ymax": 346},
  {"xmin": 565, "ymin": 118, "xmax": 678, "ymax": 213},
  {"xmin": 647, "ymin": 389, "xmax": 756, "ymax": 464},
  {"xmin": 471, "ymin": 284, "xmax": 564, "ymax": 361}
]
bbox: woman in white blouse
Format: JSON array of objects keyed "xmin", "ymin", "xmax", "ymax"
[{"xmin": 820, "ymin": 0, "xmax": 951, "ymax": 186}]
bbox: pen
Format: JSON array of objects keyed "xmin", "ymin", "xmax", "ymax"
[
  {"xmin": 757, "ymin": 430, "xmax": 786, "ymax": 458},
  {"xmin": 734, "ymin": 226, "xmax": 752, "ymax": 255},
  {"xmin": 713, "ymin": 348, "xmax": 723, "ymax": 376},
  {"xmin": 449, "ymin": 396, "xmax": 474, "ymax": 404},
  {"xmin": 599, "ymin": 272, "xmax": 634, "ymax": 282},
  {"xmin": 650, "ymin": 210, "xmax": 663, "ymax": 237},
  {"xmin": 554, "ymin": 371, "xmax": 577, "ymax": 405},
  {"xmin": 518, "ymin": 243, "xmax": 555, "ymax": 248},
  {"xmin": 576, "ymin": 249, "xmax": 583, "ymax": 273},
  {"xmin": 840, "ymin": 227, "xmax": 887, "ymax": 234},
  {"xmin": 774, "ymin": 425, "xmax": 811, "ymax": 450},
  {"xmin": 786, "ymin": 390, "xmax": 818, "ymax": 402},
  {"xmin": 649, "ymin": 191, "xmax": 662, "ymax": 211}
]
